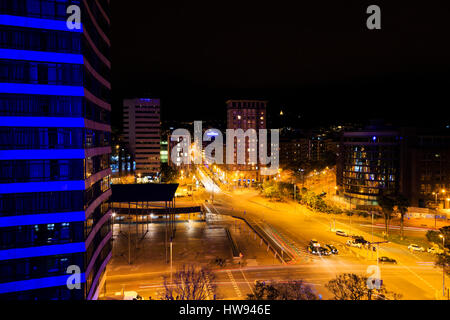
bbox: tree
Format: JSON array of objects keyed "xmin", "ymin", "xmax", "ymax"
[
  {"xmin": 325, "ymin": 273, "xmax": 401, "ymax": 300},
  {"xmin": 434, "ymin": 253, "xmax": 450, "ymax": 275},
  {"xmin": 160, "ymin": 163, "xmax": 180, "ymax": 183},
  {"xmin": 160, "ymin": 264, "xmax": 215, "ymax": 300},
  {"xmin": 247, "ymin": 280, "xmax": 317, "ymax": 300},
  {"xmin": 377, "ymin": 192, "xmax": 396, "ymax": 238},
  {"xmin": 395, "ymin": 194, "xmax": 410, "ymax": 240},
  {"xmin": 426, "ymin": 230, "xmax": 443, "ymax": 247},
  {"xmin": 325, "ymin": 273, "xmax": 368, "ymax": 300}
]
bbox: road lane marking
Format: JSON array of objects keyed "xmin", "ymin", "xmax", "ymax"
[
  {"xmin": 226, "ymin": 270, "xmax": 242, "ymax": 298},
  {"xmin": 240, "ymin": 269, "xmax": 255, "ymax": 295}
]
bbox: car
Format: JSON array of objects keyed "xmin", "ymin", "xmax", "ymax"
[
  {"xmin": 115, "ymin": 291, "xmax": 143, "ymax": 300},
  {"xmin": 308, "ymin": 245, "xmax": 330, "ymax": 256},
  {"xmin": 408, "ymin": 244, "xmax": 425, "ymax": 252},
  {"xmin": 318, "ymin": 247, "xmax": 331, "ymax": 256},
  {"xmin": 325, "ymin": 244, "xmax": 339, "ymax": 254},
  {"xmin": 336, "ymin": 230, "xmax": 348, "ymax": 237},
  {"xmin": 353, "ymin": 237, "xmax": 370, "ymax": 247},
  {"xmin": 308, "ymin": 245, "xmax": 321, "ymax": 255},
  {"xmin": 310, "ymin": 239, "xmax": 321, "ymax": 247},
  {"xmin": 346, "ymin": 239, "xmax": 362, "ymax": 248},
  {"xmin": 378, "ymin": 256, "xmax": 397, "ymax": 264},
  {"xmin": 427, "ymin": 246, "xmax": 444, "ymax": 254}
]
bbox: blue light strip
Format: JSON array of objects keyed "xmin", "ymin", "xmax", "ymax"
[
  {"xmin": 0, "ymin": 274, "xmax": 86, "ymax": 294},
  {"xmin": 0, "ymin": 181, "xmax": 86, "ymax": 194},
  {"xmin": 0, "ymin": 14, "xmax": 83, "ymax": 33},
  {"xmin": 0, "ymin": 49, "xmax": 84, "ymax": 64},
  {"xmin": 0, "ymin": 211, "xmax": 86, "ymax": 228},
  {"xmin": 0, "ymin": 83, "xmax": 85, "ymax": 96},
  {"xmin": 0, "ymin": 149, "xmax": 86, "ymax": 160},
  {"xmin": 0, "ymin": 117, "xmax": 85, "ymax": 128},
  {"xmin": 0, "ymin": 242, "xmax": 86, "ymax": 261}
]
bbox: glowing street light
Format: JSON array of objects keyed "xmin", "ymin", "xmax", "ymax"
[{"xmin": 439, "ymin": 234, "xmax": 446, "ymax": 297}]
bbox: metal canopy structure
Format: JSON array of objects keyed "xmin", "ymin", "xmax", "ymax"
[
  {"xmin": 110, "ymin": 183, "xmax": 179, "ymax": 265},
  {"xmin": 111, "ymin": 183, "xmax": 179, "ymax": 203}
]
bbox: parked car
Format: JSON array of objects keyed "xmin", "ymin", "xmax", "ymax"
[
  {"xmin": 326, "ymin": 244, "xmax": 339, "ymax": 254},
  {"xmin": 308, "ymin": 245, "xmax": 321, "ymax": 255},
  {"xmin": 427, "ymin": 246, "xmax": 444, "ymax": 254},
  {"xmin": 378, "ymin": 256, "xmax": 397, "ymax": 264},
  {"xmin": 346, "ymin": 240, "xmax": 362, "ymax": 248},
  {"xmin": 353, "ymin": 237, "xmax": 370, "ymax": 247},
  {"xmin": 319, "ymin": 247, "xmax": 331, "ymax": 256},
  {"xmin": 336, "ymin": 230, "xmax": 348, "ymax": 237},
  {"xmin": 408, "ymin": 244, "xmax": 425, "ymax": 252},
  {"xmin": 115, "ymin": 291, "xmax": 143, "ymax": 300}
]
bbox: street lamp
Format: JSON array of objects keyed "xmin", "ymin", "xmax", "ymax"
[
  {"xmin": 112, "ymin": 212, "xmax": 116, "ymax": 238},
  {"xmin": 439, "ymin": 234, "xmax": 446, "ymax": 297}
]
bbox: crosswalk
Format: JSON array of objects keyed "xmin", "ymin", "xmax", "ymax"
[{"xmin": 226, "ymin": 270, "xmax": 243, "ymax": 298}]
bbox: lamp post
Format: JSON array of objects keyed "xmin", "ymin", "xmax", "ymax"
[
  {"xmin": 371, "ymin": 212, "xmax": 374, "ymax": 260},
  {"xmin": 433, "ymin": 191, "xmax": 438, "ymax": 206},
  {"xmin": 439, "ymin": 234, "xmax": 446, "ymax": 297},
  {"xmin": 112, "ymin": 212, "xmax": 116, "ymax": 238},
  {"xmin": 170, "ymin": 238, "xmax": 173, "ymax": 284},
  {"xmin": 433, "ymin": 192, "xmax": 438, "ymax": 228},
  {"xmin": 347, "ymin": 196, "xmax": 353, "ymax": 236}
]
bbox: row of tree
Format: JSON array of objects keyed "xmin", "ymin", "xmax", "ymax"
[
  {"xmin": 377, "ymin": 192, "xmax": 410, "ymax": 240},
  {"xmin": 260, "ymin": 180, "xmax": 295, "ymax": 200},
  {"xmin": 158, "ymin": 265, "xmax": 401, "ymax": 300}
]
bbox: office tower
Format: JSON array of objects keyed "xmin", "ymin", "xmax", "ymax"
[
  {"xmin": 336, "ymin": 126, "xmax": 401, "ymax": 206},
  {"xmin": 337, "ymin": 124, "xmax": 450, "ymax": 210},
  {"xmin": 123, "ymin": 98, "xmax": 161, "ymax": 180},
  {"xmin": 0, "ymin": 1, "xmax": 112, "ymax": 299},
  {"xmin": 226, "ymin": 99, "xmax": 267, "ymax": 184}
]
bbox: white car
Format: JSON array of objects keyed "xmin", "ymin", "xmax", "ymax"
[
  {"xmin": 115, "ymin": 291, "xmax": 143, "ymax": 300},
  {"xmin": 408, "ymin": 244, "xmax": 425, "ymax": 252},
  {"xmin": 427, "ymin": 246, "xmax": 444, "ymax": 254},
  {"xmin": 346, "ymin": 240, "xmax": 362, "ymax": 248},
  {"xmin": 336, "ymin": 230, "xmax": 348, "ymax": 237}
]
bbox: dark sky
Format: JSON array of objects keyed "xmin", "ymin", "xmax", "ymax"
[{"xmin": 110, "ymin": 0, "xmax": 450, "ymax": 130}]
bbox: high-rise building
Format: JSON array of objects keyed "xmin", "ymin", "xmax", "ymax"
[
  {"xmin": 336, "ymin": 126, "xmax": 401, "ymax": 206},
  {"xmin": 0, "ymin": 1, "xmax": 112, "ymax": 300},
  {"xmin": 400, "ymin": 127, "xmax": 450, "ymax": 208},
  {"xmin": 123, "ymin": 98, "xmax": 161, "ymax": 180},
  {"xmin": 337, "ymin": 123, "xmax": 450, "ymax": 209},
  {"xmin": 226, "ymin": 99, "xmax": 267, "ymax": 184}
]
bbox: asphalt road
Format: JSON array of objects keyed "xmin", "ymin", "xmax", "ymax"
[{"xmin": 203, "ymin": 187, "xmax": 449, "ymax": 300}]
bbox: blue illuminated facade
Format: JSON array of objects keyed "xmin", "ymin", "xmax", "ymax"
[{"xmin": 0, "ymin": 0, "xmax": 112, "ymax": 300}]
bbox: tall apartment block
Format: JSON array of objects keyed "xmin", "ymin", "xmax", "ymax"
[
  {"xmin": 123, "ymin": 98, "xmax": 161, "ymax": 180},
  {"xmin": 336, "ymin": 123, "xmax": 450, "ymax": 209},
  {"xmin": 226, "ymin": 99, "xmax": 267, "ymax": 183},
  {"xmin": 0, "ymin": 0, "xmax": 112, "ymax": 299}
]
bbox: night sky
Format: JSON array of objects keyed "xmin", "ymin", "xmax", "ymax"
[{"xmin": 110, "ymin": 1, "xmax": 450, "ymax": 130}]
